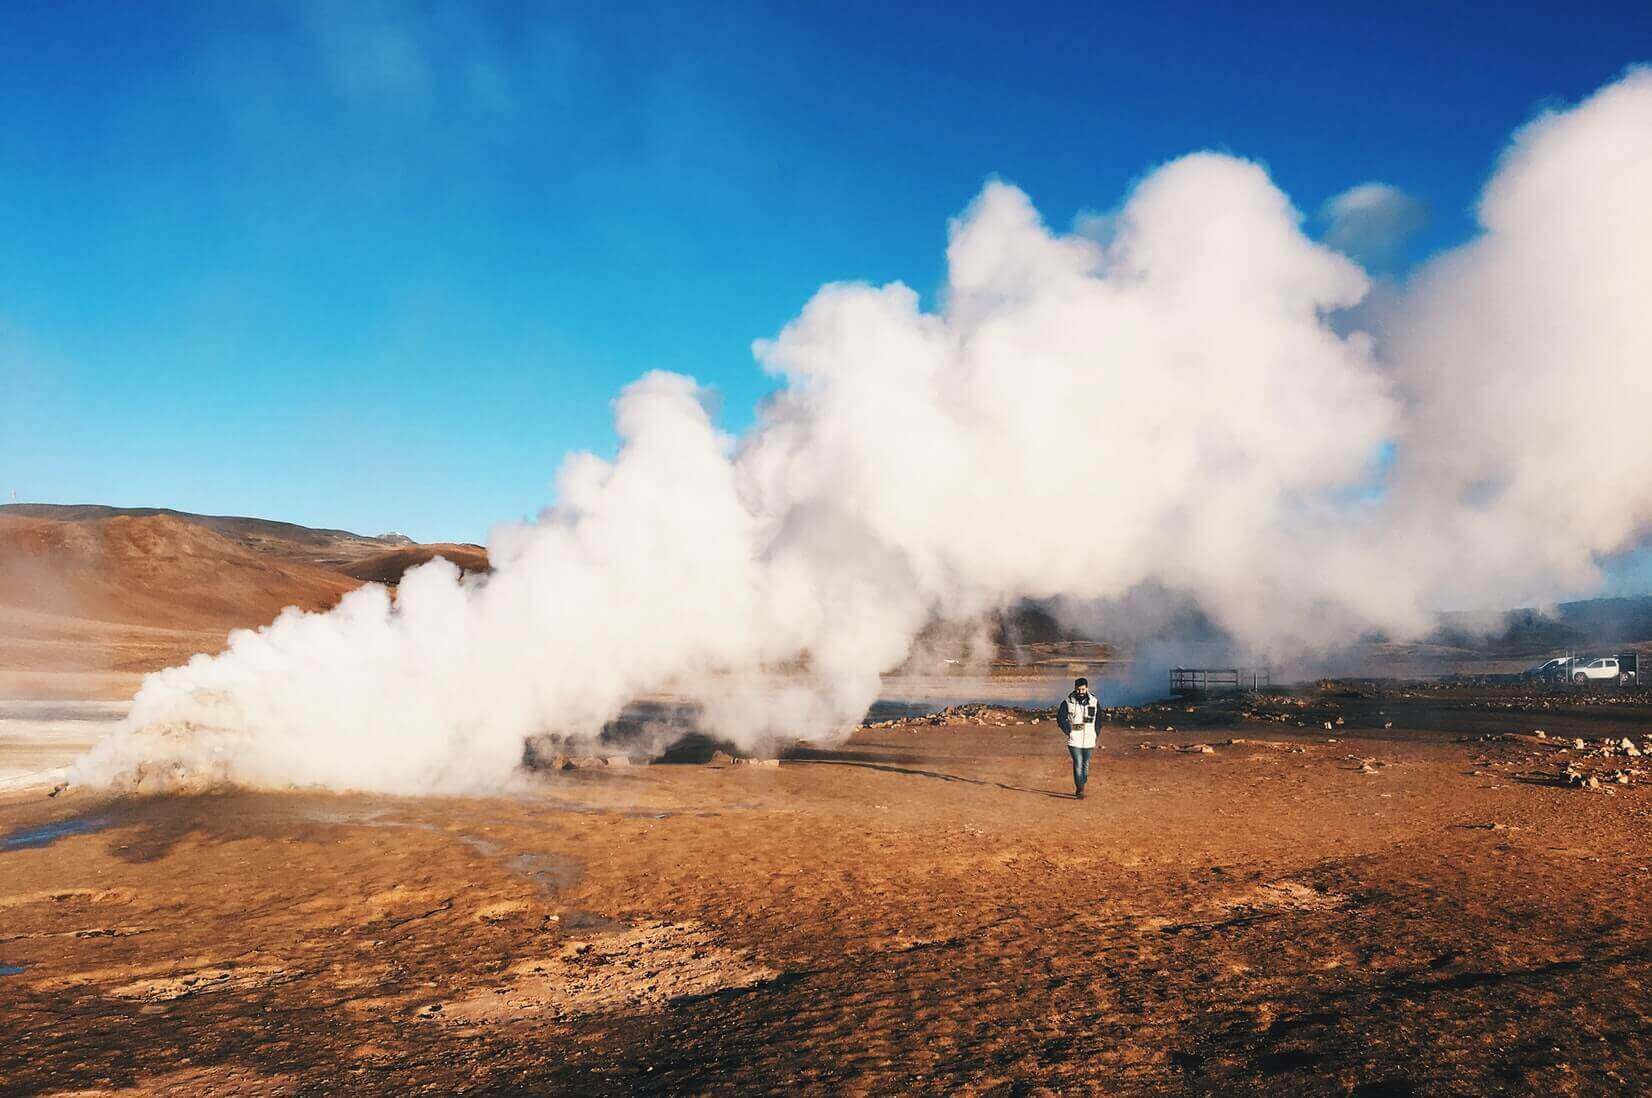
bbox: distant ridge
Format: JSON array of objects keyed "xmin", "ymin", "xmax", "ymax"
[
  {"xmin": 1434, "ymin": 595, "xmax": 1652, "ymax": 656},
  {"xmin": 1, "ymin": 503, "xmax": 395, "ymax": 557},
  {"xmin": 0, "ymin": 505, "xmax": 493, "ymax": 691}
]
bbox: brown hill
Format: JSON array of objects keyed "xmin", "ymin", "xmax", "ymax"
[
  {"xmin": 0, "ymin": 513, "xmax": 359, "ymax": 631},
  {"xmin": 0, "ymin": 505, "xmax": 489, "ymax": 698},
  {"xmin": 1, "ymin": 503, "xmax": 418, "ymax": 567},
  {"xmin": 339, "ymin": 544, "xmax": 491, "ymax": 586}
]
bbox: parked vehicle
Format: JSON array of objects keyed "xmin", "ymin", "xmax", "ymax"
[
  {"xmin": 1522, "ymin": 657, "xmax": 1575, "ymax": 682},
  {"xmin": 1570, "ymin": 653, "xmax": 1640, "ymax": 685}
]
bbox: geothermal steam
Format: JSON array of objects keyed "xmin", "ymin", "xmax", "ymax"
[{"xmin": 74, "ymin": 70, "xmax": 1652, "ymax": 793}]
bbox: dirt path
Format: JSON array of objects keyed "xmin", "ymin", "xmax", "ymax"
[{"xmin": 3, "ymin": 707, "xmax": 1652, "ymax": 1094}]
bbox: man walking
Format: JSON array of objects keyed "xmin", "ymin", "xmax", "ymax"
[{"xmin": 1057, "ymin": 677, "xmax": 1100, "ymax": 799}]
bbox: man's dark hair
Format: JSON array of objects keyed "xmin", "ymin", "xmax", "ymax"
[{"xmin": 1074, "ymin": 677, "xmax": 1088, "ymax": 688}]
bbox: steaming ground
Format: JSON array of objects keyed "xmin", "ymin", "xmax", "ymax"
[
  {"xmin": 0, "ymin": 700, "xmax": 128, "ymax": 789},
  {"xmin": 64, "ymin": 68, "xmax": 1652, "ymax": 797},
  {"xmin": 9, "ymin": 686, "xmax": 1652, "ymax": 1093}
]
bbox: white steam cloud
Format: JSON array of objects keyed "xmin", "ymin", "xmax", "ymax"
[{"xmin": 73, "ymin": 69, "xmax": 1652, "ymax": 793}]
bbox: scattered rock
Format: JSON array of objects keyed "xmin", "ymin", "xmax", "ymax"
[
  {"xmin": 707, "ymin": 751, "xmax": 734, "ymax": 768},
  {"xmin": 1206, "ymin": 880, "xmax": 1348, "ymax": 917},
  {"xmin": 1564, "ymin": 766, "xmax": 1602, "ymax": 789},
  {"xmin": 865, "ymin": 702, "xmax": 1051, "ymax": 730},
  {"xmin": 105, "ymin": 964, "xmax": 295, "ymax": 1002},
  {"xmin": 733, "ymin": 758, "xmax": 780, "ymax": 768},
  {"xmin": 603, "ymin": 755, "xmax": 630, "ymax": 768},
  {"xmin": 521, "ymin": 734, "xmax": 567, "ymax": 770}
]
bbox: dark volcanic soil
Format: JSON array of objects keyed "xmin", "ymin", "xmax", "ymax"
[{"xmin": 5, "ymin": 689, "xmax": 1652, "ymax": 1095}]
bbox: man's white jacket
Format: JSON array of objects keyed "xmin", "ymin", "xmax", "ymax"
[{"xmin": 1058, "ymin": 691, "xmax": 1100, "ymax": 749}]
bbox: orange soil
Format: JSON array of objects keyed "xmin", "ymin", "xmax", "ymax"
[{"xmin": 5, "ymin": 702, "xmax": 1652, "ymax": 1094}]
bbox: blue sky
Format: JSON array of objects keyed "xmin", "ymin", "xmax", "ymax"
[{"xmin": 4, "ymin": 1, "xmax": 1650, "ymax": 542}]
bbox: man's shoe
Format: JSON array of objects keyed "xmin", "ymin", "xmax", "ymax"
[{"xmin": 1075, "ymin": 788, "xmax": 1085, "ymax": 799}]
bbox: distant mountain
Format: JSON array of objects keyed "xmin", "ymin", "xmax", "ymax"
[
  {"xmin": 339, "ymin": 544, "xmax": 490, "ymax": 586},
  {"xmin": 1434, "ymin": 595, "xmax": 1652, "ymax": 655},
  {"xmin": 0, "ymin": 503, "xmax": 387, "ymax": 561},
  {"xmin": 0, "ymin": 504, "xmax": 491, "ymax": 691},
  {"xmin": 0, "ymin": 509, "xmax": 359, "ymax": 631},
  {"xmin": 0, "ymin": 503, "xmax": 491, "ymax": 572}
]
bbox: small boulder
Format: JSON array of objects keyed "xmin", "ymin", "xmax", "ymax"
[{"xmin": 707, "ymin": 750, "xmax": 734, "ymax": 767}]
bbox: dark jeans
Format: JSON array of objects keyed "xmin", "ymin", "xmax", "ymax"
[{"xmin": 1068, "ymin": 745, "xmax": 1093, "ymax": 790}]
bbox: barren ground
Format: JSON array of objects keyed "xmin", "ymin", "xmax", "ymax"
[{"xmin": 5, "ymin": 686, "xmax": 1652, "ymax": 1095}]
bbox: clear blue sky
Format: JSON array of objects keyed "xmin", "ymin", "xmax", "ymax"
[{"xmin": 4, "ymin": 1, "xmax": 1649, "ymax": 542}]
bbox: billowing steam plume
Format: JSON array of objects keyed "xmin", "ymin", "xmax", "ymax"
[{"xmin": 74, "ymin": 70, "xmax": 1652, "ymax": 793}]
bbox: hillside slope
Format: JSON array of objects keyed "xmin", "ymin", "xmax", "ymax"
[
  {"xmin": 0, "ymin": 505, "xmax": 489, "ymax": 698},
  {"xmin": 0, "ymin": 513, "xmax": 360, "ymax": 630}
]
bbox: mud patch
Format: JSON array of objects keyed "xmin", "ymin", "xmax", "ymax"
[
  {"xmin": 504, "ymin": 851, "xmax": 584, "ymax": 897},
  {"xmin": 0, "ymin": 886, "xmax": 134, "ymax": 910},
  {"xmin": 427, "ymin": 921, "xmax": 782, "ymax": 1025},
  {"xmin": 556, "ymin": 910, "xmax": 625, "ymax": 935},
  {"xmin": 473, "ymin": 900, "xmax": 533, "ymax": 924}
]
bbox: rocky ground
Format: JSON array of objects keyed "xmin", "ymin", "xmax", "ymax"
[{"xmin": 4, "ymin": 683, "xmax": 1652, "ymax": 1094}]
